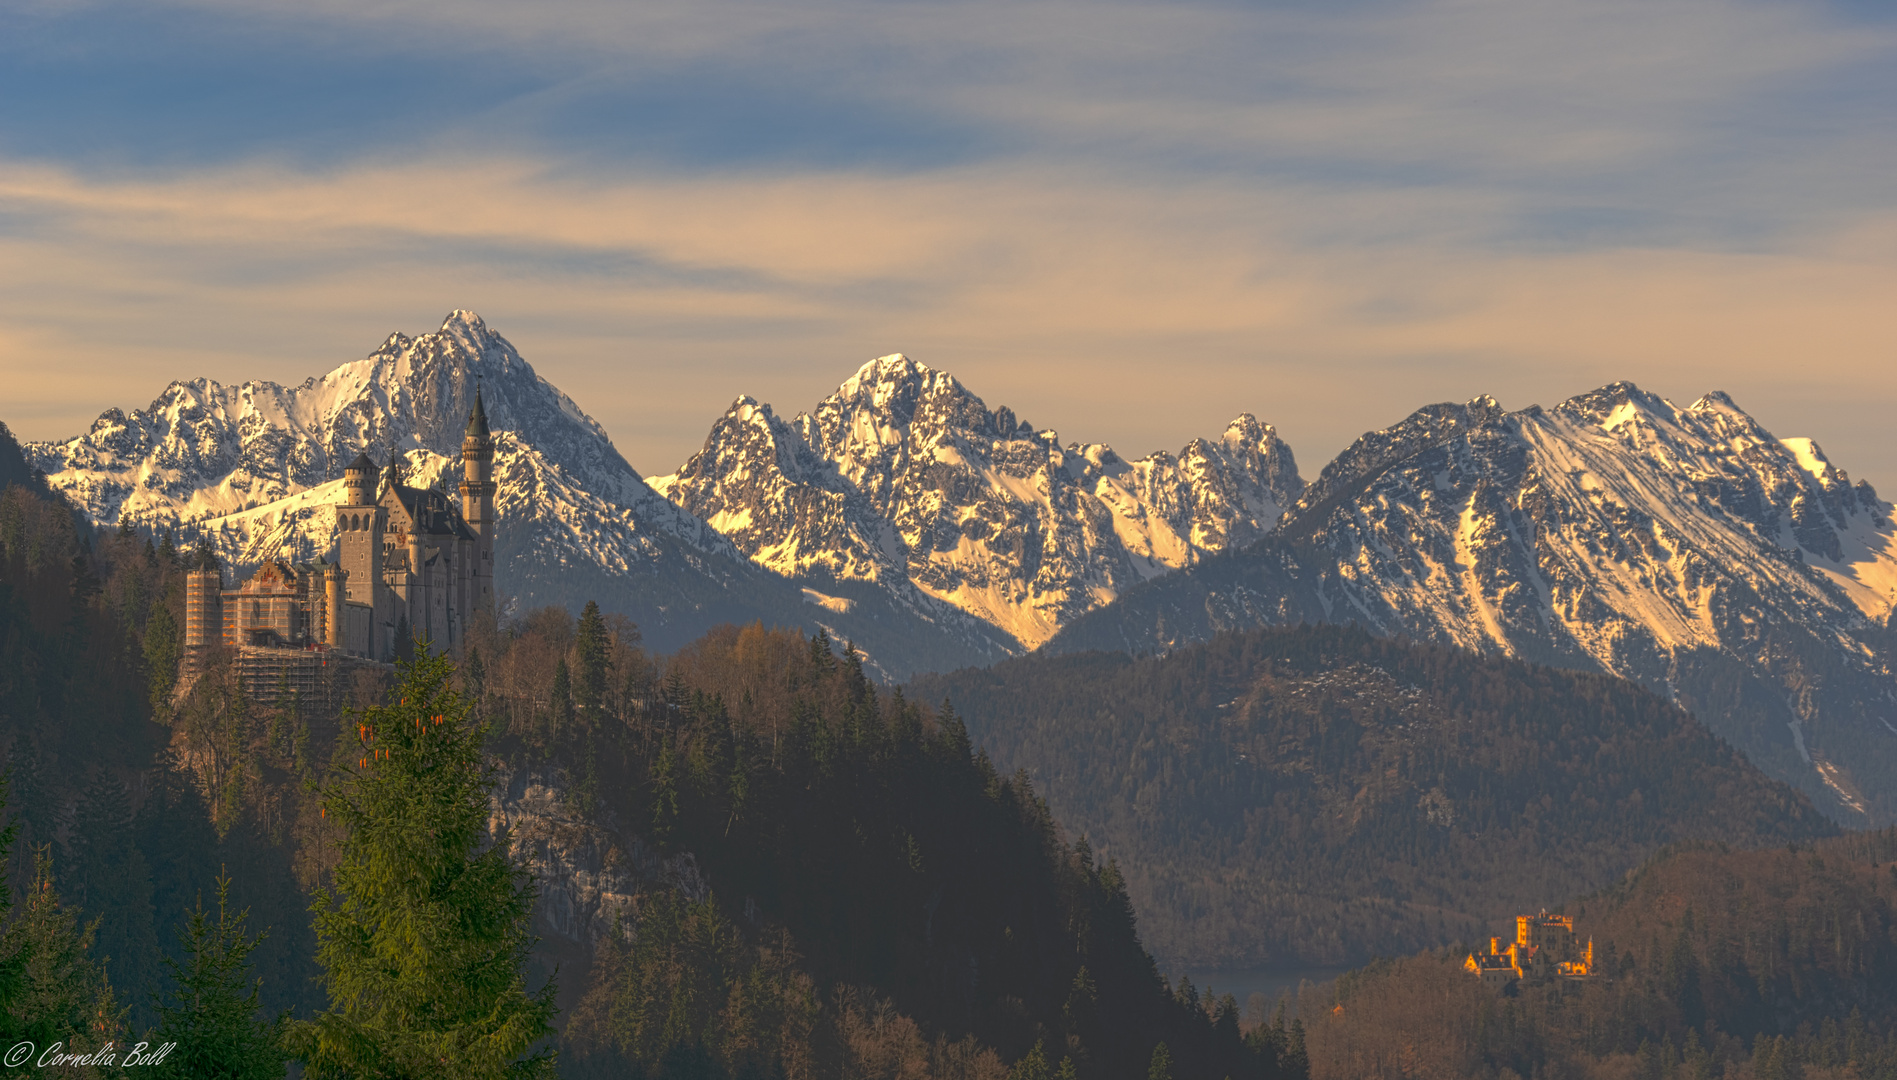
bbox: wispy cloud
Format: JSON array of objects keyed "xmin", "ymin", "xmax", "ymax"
[{"xmin": 2, "ymin": 0, "xmax": 1894, "ymax": 487}]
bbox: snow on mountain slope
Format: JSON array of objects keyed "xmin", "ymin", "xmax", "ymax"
[
  {"xmin": 29, "ymin": 310, "xmax": 727, "ymax": 562},
  {"xmin": 22, "ymin": 314, "xmax": 1015, "ymax": 675},
  {"xmin": 652, "ymin": 354, "xmax": 1303, "ymax": 649},
  {"xmin": 1049, "ymin": 382, "xmax": 1897, "ymax": 823}
]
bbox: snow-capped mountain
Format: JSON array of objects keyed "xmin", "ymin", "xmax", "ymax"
[
  {"xmin": 23, "ymin": 313, "xmax": 1014, "ymax": 675},
  {"xmin": 1049, "ymin": 383, "xmax": 1897, "ymax": 823},
  {"xmin": 651, "ymin": 355, "xmax": 1303, "ymax": 649},
  {"xmin": 31, "ymin": 310, "xmax": 723, "ymax": 556}
]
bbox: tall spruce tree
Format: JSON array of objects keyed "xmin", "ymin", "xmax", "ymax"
[
  {"xmin": 68, "ymin": 771, "xmax": 160, "ymax": 1031},
  {"xmin": 0, "ymin": 848, "xmax": 122, "ymax": 1061},
  {"xmin": 572, "ymin": 602, "xmax": 610, "ymax": 719},
  {"xmin": 147, "ymin": 869, "xmax": 287, "ymax": 1080},
  {"xmin": 143, "ymin": 598, "xmax": 182, "ymax": 714},
  {"xmin": 295, "ymin": 652, "xmax": 556, "ymax": 1079},
  {"xmin": 393, "ymin": 614, "xmax": 415, "ymax": 664},
  {"xmin": 548, "ymin": 660, "xmax": 575, "ymax": 739}
]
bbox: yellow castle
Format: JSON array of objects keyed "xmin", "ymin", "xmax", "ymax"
[{"xmin": 1465, "ymin": 911, "xmax": 1596, "ymax": 987}]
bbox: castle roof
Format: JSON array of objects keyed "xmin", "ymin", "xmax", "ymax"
[
  {"xmin": 345, "ymin": 452, "xmax": 376, "ymax": 474},
  {"xmin": 466, "ymin": 387, "xmax": 490, "ymax": 439}
]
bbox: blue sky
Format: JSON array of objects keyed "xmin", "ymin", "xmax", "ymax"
[{"xmin": 3, "ymin": 0, "xmax": 1894, "ymax": 489}]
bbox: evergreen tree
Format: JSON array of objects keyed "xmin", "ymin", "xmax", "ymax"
[
  {"xmin": 573, "ymin": 602, "xmax": 610, "ymax": 719},
  {"xmin": 1010, "ymin": 1040, "xmax": 1051, "ymax": 1080},
  {"xmin": 147, "ymin": 869, "xmax": 287, "ymax": 1080},
  {"xmin": 68, "ymin": 771, "xmax": 160, "ymax": 1031},
  {"xmin": 0, "ymin": 848, "xmax": 121, "ymax": 1058},
  {"xmin": 549, "ymin": 660, "xmax": 575, "ymax": 738},
  {"xmin": 143, "ymin": 598, "xmax": 183, "ymax": 714},
  {"xmin": 295, "ymin": 651, "xmax": 556, "ymax": 1079},
  {"xmin": 1147, "ymin": 1042, "xmax": 1173, "ymax": 1080},
  {"xmin": 0, "ymin": 776, "xmax": 19, "ymax": 1024},
  {"xmin": 393, "ymin": 613, "xmax": 415, "ymax": 664},
  {"xmin": 463, "ymin": 647, "xmax": 487, "ymax": 719}
]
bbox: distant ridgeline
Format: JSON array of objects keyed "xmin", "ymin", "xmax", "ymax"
[{"xmin": 912, "ymin": 625, "xmax": 1837, "ymax": 970}]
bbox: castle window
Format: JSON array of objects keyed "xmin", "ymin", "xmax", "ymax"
[{"xmin": 351, "ymin": 513, "xmax": 360, "ymax": 531}]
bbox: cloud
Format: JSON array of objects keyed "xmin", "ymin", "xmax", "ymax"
[
  {"xmin": 1, "ymin": 0, "xmax": 1893, "ymax": 488},
  {"xmin": 4, "ymin": 155, "xmax": 1895, "ymax": 487}
]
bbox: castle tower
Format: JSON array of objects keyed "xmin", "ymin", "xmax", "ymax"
[
  {"xmin": 324, "ymin": 563, "xmax": 345, "ymax": 648},
  {"xmin": 183, "ymin": 557, "xmax": 223, "ymax": 652},
  {"xmin": 337, "ymin": 452, "xmax": 387, "ymax": 658},
  {"xmin": 459, "ymin": 387, "xmax": 497, "ymax": 615}
]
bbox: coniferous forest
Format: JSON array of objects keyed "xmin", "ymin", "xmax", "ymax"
[
  {"xmin": 0, "ymin": 439, "xmax": 1292, "ymax": 1079},
  {"xmin": 5, "ymin": 413, "xmax": 1897, "ymax": 1079},
  {"xmin": 913, "ymin": 631, "xmax": 1837, "ymax": 967}
]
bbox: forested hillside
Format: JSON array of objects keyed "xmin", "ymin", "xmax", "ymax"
[
  {"xmin": 478, "ymin": 618, "xmax": 1289, "ymax": 1079},
  {"xmin": 0, "ymin": 448, "xmax": 322, "ymax": 1037},
  {"xmin": 912, "ymin": 628, "xmax": 1837, "ymax": 968},
  {"xmin": 0, "ymin": 426, "xmax": 1290, "ymax": 1079},
  {"xmin": 1298, "ymin": 829, "xmax": 1897, "ymax": 1079}
]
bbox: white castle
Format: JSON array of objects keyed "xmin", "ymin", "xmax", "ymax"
[{"xmin": 183, "ymin": 391, "xmax": 497, "ymax": 665}]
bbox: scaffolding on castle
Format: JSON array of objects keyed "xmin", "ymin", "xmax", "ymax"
[
  {"xmin": 176, "ymin": 644, "xmax": 392, "ymax": 716},
  {"xmin": 236, "ymin": 645, "xmax": 392, "ymax": 713}
]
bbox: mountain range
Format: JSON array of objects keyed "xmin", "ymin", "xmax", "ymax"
[
  {"xmin": 1050, "ymin": 386, "xmax": 1897, "ymax": 822},
  {"xmin": 24, "ymin": 312, "xmax": 1293, "ymax": 677},
  {"xmin": 22, "ymin": 312, "xmax": 1897, "ymax": 821}
]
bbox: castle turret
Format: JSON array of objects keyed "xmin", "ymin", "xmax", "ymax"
[
  {"xmin": 459, "ymin": 387, "xmax": 497, "ymax": 613},
  {"xmin": 324, "ymin": 563, "xmax": 345, "ymax": 647},
  {"xmin": 343, "ymin": 452, "xmax": 375, "ymax": 505},
  {"xmin": 183, "ymin": 551, "xmax": 223, "ymax": 654},
  {"xmin": 336, "ymin": 453, "xmax": 386, "ymax": 658}
]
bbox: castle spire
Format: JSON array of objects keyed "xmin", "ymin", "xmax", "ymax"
[{"xmin": 466, "ymin": 383, "xmax": 490, "ymax": 440}]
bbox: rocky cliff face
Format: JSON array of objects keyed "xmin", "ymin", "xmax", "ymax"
[
  {"xmin": 489, "ymin": 763, "xmax": 707, "ymax": 949},
  {"xmin": 24, "ymin": 314, "xmax": 1017, "ymax": 675},
  {"xmin": 653, "ymin": 355, "xmax": 1303, "ymax": 648},
  {"xmin": 1050, "ymin": 383, "xmax": 1897, "ymax": 823}
]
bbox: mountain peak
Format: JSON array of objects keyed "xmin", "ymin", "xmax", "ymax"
[
  {"xmin": 1553, "ymin": 380, "xmax": 1679, "ymax": 429},
  {"xmin": 442, "ymin": 309, "xmax": 488, "ymax": 334},
  {"xmin": 831, "ymin": 353, "xmax": 945, "ymax": 403},
  {"xmin": 1687, "ymin": 389, "xmax": 1744, "ymax": 415}
]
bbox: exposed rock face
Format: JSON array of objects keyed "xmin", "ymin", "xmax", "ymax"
[
  {"xmin": 489, "ymin": 763, "xmax": 707, "ymax": 951},
  {"xmin": 1050, "ymin": 384, "xmax": 1897, "ymax": 823},
  {"xmin": 653, "ymin": 355, "xmax": 1303, "ymax": 648}
]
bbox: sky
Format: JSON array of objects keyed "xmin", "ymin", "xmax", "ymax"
[{"xmin": 3, "ymin": 0, "xmax": 1894, "ymax": 490}]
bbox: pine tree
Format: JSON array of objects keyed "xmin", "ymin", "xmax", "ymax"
[
  {"xmin": 1147, "ymin": 1042, "xmax": 1173, "ymax": 1080},
  {"xmin": 1009, "ymin": 1040, "xmax": 1051, "ymax": 1080},
  {"xmin": 144, "ymin": 598, "xmax": 183, "ymax": 714},
  {"xmin": 147, "ymin": 868, "xmax": 286, "ymax": 1080},
  {"xmin": 0, "ymin": 848, "xmax": 122, "ymax": 1059},
  {"xmin": 393, "ymin": 613, "xmax": 415, "ymax": 664},
  {"xmin": 463, "ymin": 646, "xmax": 487, "ymax": 723},
  {"xmin": 295, "ymin": 651, "xmax": 557, "ymax": 1079},
  {"xmin": 68, "ymin": 772, "xmax": 160, "ymax": 1031},
  {"xmin": 0, "ymin": 776, "xmax": 20, "ymax": 1025},
  {"xmin": 549, "ymin": 659, "xmax": 575, "ymax": 738},
  {"xmin": 573, "ymin": 601, "xmax": 610, "ymax": 720}
]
